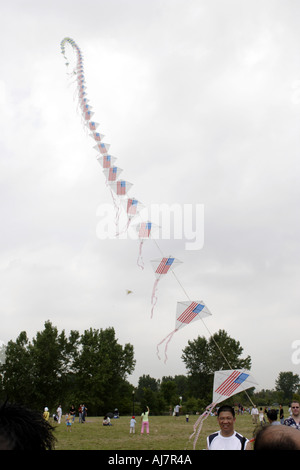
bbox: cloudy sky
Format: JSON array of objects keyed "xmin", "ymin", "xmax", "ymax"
[{"xmin": 1, "ymin": 0, "xmax": 300, "ymax": 392}]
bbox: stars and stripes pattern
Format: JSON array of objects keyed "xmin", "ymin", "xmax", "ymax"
[
  {"xmin": 155, "ymin": 257, "xmax": 175, "ymax": 274},
  {"xmin": 127, "ymin": 198, "xmax": 138, "ymax": 215},
  {"xmin": 138, "ymin": 222, "xmax": 152, "ymax": 238},
  {"xmin": 108, "ymin": 166, "xmax": 118, "ymax": 181},
  {"xmin": 214, "ymin": 371, "xmax": 250, "ymax": 397},
  {"xmin": 177, "ymin": 302, "xmax": 205, "ymax": 324},
  {"xmin": 117, "ymin": 180, "xmax": 126, "ymax": 195}
]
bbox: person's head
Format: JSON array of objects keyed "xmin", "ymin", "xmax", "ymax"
[
  {"xmin": 217, "ymin": 405, "xmax": 236, "ymax": 436},
  {"xmin": 291, "ymin": 400, "xmax": 300, "ymax": 417},
  {"xmin": 254, "ymin": 424, "xmax": 300, "ymax": 450},
  {"xmin": 266, "ymin": 409, "xmax": 278, "ymax": 423},
  {"xmin": 0, "ymin": 401, "xmax": 56, "ymax": 450}
]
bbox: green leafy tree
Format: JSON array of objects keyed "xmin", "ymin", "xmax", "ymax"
[
  {"xmin": 0, "ymin": 331, "xmax": 34, "ymax": 404},
  {"xmin": 275, "ymin": 371, "xmax": 300, "ymax": 401},
  {"xmin": 0, "ymin": 322, "xmax": 79, "ymax": 409},
  {"xmin": 182, "ymin": 329, "xmax": 252, "ymax": 401},
  {"xmin": 73, "ymin": 327, "xmax": 135, "ymax": 415}
]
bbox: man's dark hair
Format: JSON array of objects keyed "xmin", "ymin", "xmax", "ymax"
[
  {"xmin": 217, "ymin": 405, "xmax": 235, "ymax": 417},
  {"xmin": 266, "ymin": 409, "xmax": 278, "ymax": 422},
  {"xmin": 254, "ymin": 425, "xmax": 300, "ymax": 450},
  {"xmin": 0, "ymin": 401, "xmax": 56, "ymax": 450}
]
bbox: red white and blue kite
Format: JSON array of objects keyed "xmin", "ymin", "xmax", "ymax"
[
  {"xmin": 157, "ymin": 300, "xmax": 212, "ymax": 363},
  {"xmin": 150, "ymin": 257, "xmax": 182, "ymax": 318}
]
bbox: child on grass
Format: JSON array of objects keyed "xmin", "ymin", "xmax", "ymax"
[
  {"xmin": 66, "ymin": 413, "xmax": 72, "ymax": 432},
  {"xmin": 130, "ymin": 416, "xmax": 136, "ymax": 434}
]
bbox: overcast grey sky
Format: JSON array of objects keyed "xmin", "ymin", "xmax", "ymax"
[{"xmin": 1, "ymin": 0, "xmax": 300, "ymax": 392}]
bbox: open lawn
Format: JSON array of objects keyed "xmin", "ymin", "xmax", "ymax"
[{"xmin": 52, "ymin": 411, "xmax": 262, "ymax": 451}]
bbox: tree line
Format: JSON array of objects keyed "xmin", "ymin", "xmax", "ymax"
[{"xmin": 0, "ymin": 321, "xmax": 299, "ymax": 416}]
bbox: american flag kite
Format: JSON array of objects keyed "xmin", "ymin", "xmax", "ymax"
[
  {"xmin": 157, "ymin": 300, "xmax": 212, "ymax": 363},
  {"xmin": 94, "ymin": 142, "xmax": 110, "ymax": 155},
  {"xmin": 116, "ymin": 197, "xmax": 144, "ymax": 237},
  {"xmin": 97, "ymin": 155, "xmax": 117, "ymax": 169},
  {"xmin": 212, "ymin": 369, "xmax": 257, "ymax": 404},
  {"xmin": 103, "ymin": 166, "xmax": 123, "ymax": 182},
  {"xmin": 134, "ymin": 221, "xmax": 157, "ymax": 270},
  {"xmin": 109, "ymin": 180, "xmax": 133, "ymax": 197},
  {"xmin": 138, "ymin": 221, "xmax": 152, "ymax": 238},
  {"xmin": 150, "ymin": 257, "xmax": 182, "ymax": 318}
]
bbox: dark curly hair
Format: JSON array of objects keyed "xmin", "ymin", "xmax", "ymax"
[{"xmin": 0, "ymin": 400, "xmax": 56, "ymax": 450}]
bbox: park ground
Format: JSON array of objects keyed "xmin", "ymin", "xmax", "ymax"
[{"xmin": 52, "ymin": 408, "xmax": 282, "ymax": 450}]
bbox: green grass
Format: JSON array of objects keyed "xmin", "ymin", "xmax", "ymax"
[{"xmin": 52, "ymin": 412, "xmax": 262, "ymax": 450}]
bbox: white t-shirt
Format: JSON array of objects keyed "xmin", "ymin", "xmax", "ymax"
[{"xmin": 207, "ymin": 431, "xmax": 248, "ymax": 450}]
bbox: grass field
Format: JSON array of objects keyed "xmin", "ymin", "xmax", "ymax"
[{"xmin": 52, "ymin": 411, "xmax": 266, "ymax": 451}]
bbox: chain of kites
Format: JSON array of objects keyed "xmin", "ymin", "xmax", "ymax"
[{"xmin": 60, "ymin": 37, "xmax": 258, "ymax": 449}]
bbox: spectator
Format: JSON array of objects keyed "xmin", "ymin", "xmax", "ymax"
[
  {"xmin": 254, "ymin": 423, "xmax": 300, "ymax": 450},
  {"xmin": 251, "ymin": 405, "xmax": 259, "ymax": 425},
  {"xmin": 266, "ymin": 409, "xmax": 281, "ymax": 425},
  {"xmin": 207, "ymin": 405, "xmax": 251, "ymax": 450},
  {"xmin": 43, "ymin": 407, "xmax": 50, "ymax": 421},
  {"xmin": 0, "ymin": 401, "xmax": 55, "ymax": 450},
  {"xmin": 141, "ymin": 406, "xmax": 150, "ymax": 435},
  {"xmin": 129, "ymin": 416, "xmax": 136, "ymax": 434},
  {"xmin": 284, "ymin": 400, "xmax": 300, "ymax": 430}
]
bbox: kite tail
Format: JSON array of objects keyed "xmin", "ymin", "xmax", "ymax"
[
  {"xmin": 151, "ymin": 278, "xmax": 159, "ymax": 318},
  {"xmin": 137, "ymin": 240, "xmax": 144, "ymax": 270},
  {"xmin": 106, "ymin": 187, "xmax": 121, "ymax": 234},
  {"xmin": 156, "ymin": 329, "xmax": 177, "ymax": 363},
  {"xmin": 186, "ymin": 402, "xmax": 216, "ymax": 450},
  {"xmin": 115, "ymin": 216, "xmax": 131, "ymax": 238}
]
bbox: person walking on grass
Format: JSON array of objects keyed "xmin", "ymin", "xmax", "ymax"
[{"xmin": 141, "ymin": 406, "xmax": 150, "ymax": 435}]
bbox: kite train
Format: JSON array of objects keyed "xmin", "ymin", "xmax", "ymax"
[{"xmin": 59, "ymin": 40, "xmax": 259, "ymax": 420}]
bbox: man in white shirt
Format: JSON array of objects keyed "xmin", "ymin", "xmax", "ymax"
[
  {"xmin": 251, "ymin": 405, "xmax": 259, "ymax": 424},
  {"xmin": 207, "ymin": 405, "xmax": 251, "ymax": 450}
]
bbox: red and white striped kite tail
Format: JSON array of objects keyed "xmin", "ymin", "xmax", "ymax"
[
  {"xmin": 156, "ymin": 329, "xmax": 177, "ymax": 363},
  {"xmin": 137, "ymin": 240, "xmax": 145, "ymax": 270},
  {"xmin": 187, "ymin": 402, "xmax": 216, "ymax": 450},
  {"xmin": 150, "ymin": 278, "xmax": 160, "ymax": 318}
]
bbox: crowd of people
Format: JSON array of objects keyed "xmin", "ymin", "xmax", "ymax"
[{"xmin": 0, "ymin": 399, "xmax": 300, "ymax": 450}]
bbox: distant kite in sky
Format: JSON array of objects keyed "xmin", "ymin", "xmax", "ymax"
[
  {"xmin": 150, "ymin": 257, "xmax": 182, "ymax": 318},
  {"xmin": 190, "ymin": 369, "xmax": 258, "ymax": 449},
  {"xmin": 134, "ymin": 221, "xmax": 158, "ymax": 269},
  {"xmin": 157, "ymin": 300, "xmax": 212, "ymax": 363}
]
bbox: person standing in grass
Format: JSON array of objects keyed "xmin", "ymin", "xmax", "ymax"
[
  {"xmin": 130, "ymin": 416, "xmax": 136, "ymax": 434},
  {"xmin": 65, "ymin": 413, "xmax": 72, "ymax": 432},
  {"xmin": 141, "ymin": 406, "xmax": 150, "ymax": 435}
]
